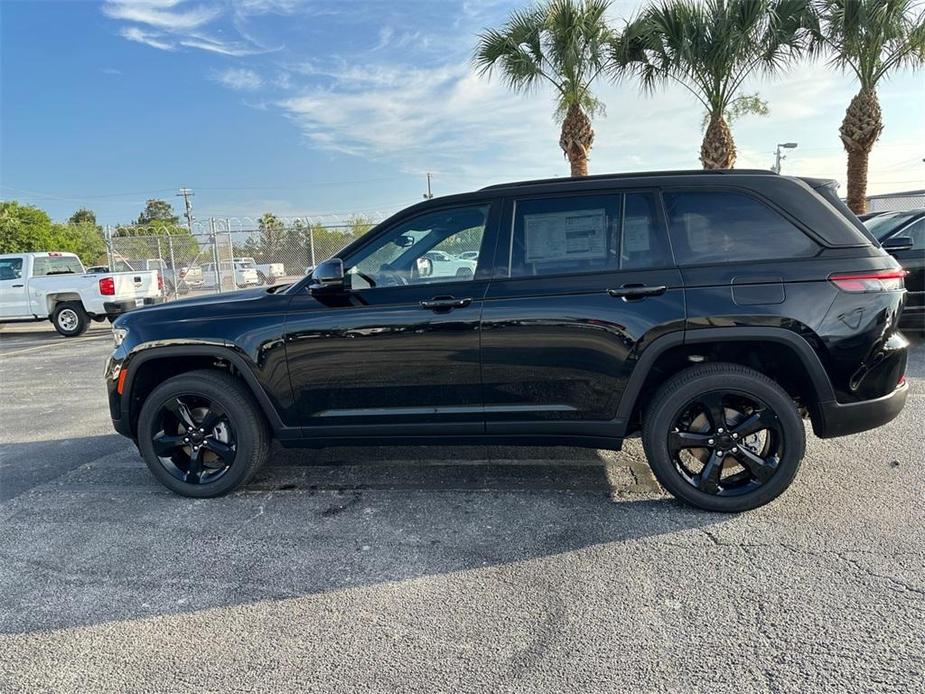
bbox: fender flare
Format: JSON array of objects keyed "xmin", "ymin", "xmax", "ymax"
[
  {"xmin": 615, "ymin": 327, "xmax": 836, "ymax": 422},
  {"xmin": 121, "ymin": 344, "xmax": 288, "ymax": 434}
]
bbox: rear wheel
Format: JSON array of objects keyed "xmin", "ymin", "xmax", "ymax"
[
  {"xmin": 137, "ymin": 370, "xmax": 269, "ymax": 497},
  {"xmin": 642, "ymin": 363, "xmax": 805, "ymax": 512},
  {"xmin": 51, "ymin": 302, "xmax": 90, "ymax": 337}
]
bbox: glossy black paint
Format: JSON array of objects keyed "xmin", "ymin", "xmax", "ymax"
[
  {"xmin": 107, "ymin": 170, "xmax": 909, "ymax": 449},
  {"xmin": 871, "ymin": 209, "xmax": 924, "ymax": 332}
]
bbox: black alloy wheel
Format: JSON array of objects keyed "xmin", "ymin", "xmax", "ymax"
[
  {"xmin": 667, "ymin": 391, "xmax": 782, "ymax": 496},
  {"xmin": 643, "ymin": 363, "xmax": 805, "ymax": 512},
  {"xmin": 151, "ymin": 395, "xmax": 237, "ymax": 485},
  {"xmin": 137, "ymin": 370, "xmax": 269, "ymax": 497}
]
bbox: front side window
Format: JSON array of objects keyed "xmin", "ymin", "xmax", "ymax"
[
  {"xmin": 899, "ymin": 218, "xmax": 925, "ymax": 249},
  {"xmin": 663, "ymin": 190, "xmax": 818, "ymax": 265},
  {"xmin": 0, "ymin": 257, "xmax": 23, "ymax": 281},
  {"xmin": 507, "ymin": 192, "xmax": 671, "ymax": 277},
  {"xmin": 346, "ymin": 205, "xmax": 488, "ymax": 290}
]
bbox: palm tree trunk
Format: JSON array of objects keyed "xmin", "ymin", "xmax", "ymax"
[
  {"xmin": 559, "ymin": 103, "xmax": 594, "ymax": 177},
  {"xmin": 700, "ymin": 115, "xmax": 736, "ymax": 170},
  {"xmin": 840, "ymin": 87, "xmax": 883, "ymax": 215}
]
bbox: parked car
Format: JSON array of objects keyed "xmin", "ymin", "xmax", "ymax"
[
  {"xmin": 1, "ymin": 252, "xmax": 161, "ymax": 336},
  {"xmin": 864, "ymin": 208, "xmax": 924, "ymax": 332},
  {"xmin": 422, "ymin": 249, "xmax": 478, "ymax": 279},
  {"xmin": 458, "ymin": 251, "xmax": 480, "ymax": 261},
  {"xmin": 199, "ymin": 261, "xmax": 260, "ymax": 289},
  {"xmin": 106, "ymin": 170, "xmax": 909, "ymax": 511},
  {"xmin": 236, "ymin": 257, "xmax": 286, "ymax": 285}
]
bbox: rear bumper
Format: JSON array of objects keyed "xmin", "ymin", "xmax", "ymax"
[
  {"xmin": 813, "ymin": 382, "xmax": 908, "ymax": 438},
  {"xmin": 103, "ymin": 296, "xmax": 162, "ymax": 315}
]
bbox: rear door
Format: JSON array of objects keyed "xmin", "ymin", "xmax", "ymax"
[{"xmin": 480, "ymin": 189, "xmax": 685, "ymax": 437}]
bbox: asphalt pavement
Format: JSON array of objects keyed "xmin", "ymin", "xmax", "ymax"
[{"xmin": 1, "ymin": 321, "xmax": 923, "ymax": 693}]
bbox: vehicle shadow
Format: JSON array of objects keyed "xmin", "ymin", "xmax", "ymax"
[{"xmin": 0, "ymin": 435, "xmax": 721, "ymax": 636}]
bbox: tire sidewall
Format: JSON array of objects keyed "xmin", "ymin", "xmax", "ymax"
[
  {"xmin": 53, "ymin": 303, "xmax": 88, "ymax": 337},
  {"xmin": 137, "ymin": 375, "xmax": 264, "ymax": 498},
  {"xmin": 643, "ymin": 369, "xmax": 805, "ymax": 513}
]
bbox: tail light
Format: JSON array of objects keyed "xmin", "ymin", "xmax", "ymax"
[
  {"xmin": 829, "ymin": 269, "xmax": 906, "ymax": 293},
  {"xmin": 157, "ymin": 272, "xmax": 164, "ymax": 291},
  {"xmin": 99, "ymin": 277, "xmax": 115, "ymax": 295}
]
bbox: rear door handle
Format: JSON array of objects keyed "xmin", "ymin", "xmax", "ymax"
[
  {"xmin": 420, "ymin": 296, "xmax": 472, "ymax": 310},
  {"xmin": 607, "ymin": 284, "xmax": 667, "ymax": 300},
  {"xmin": 12, "ymin": 284, "xmax": 24, "ymax": 288}
]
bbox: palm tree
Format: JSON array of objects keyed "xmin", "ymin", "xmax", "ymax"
[
  {"xmin": 612, "ymin": 0, "xmax": 815, "ymax": 169},
  {"xmin": 813, "ymin": 0, "xmax": 925, "ymax": 214},
  {"xmin": 474, "ymin": 0, "xmax": 613, "ymax": 177}
]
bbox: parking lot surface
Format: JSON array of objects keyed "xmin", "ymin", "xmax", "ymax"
[{"xmin": 1, "ymin": 322, "xmax": 923, "ymax": 693}]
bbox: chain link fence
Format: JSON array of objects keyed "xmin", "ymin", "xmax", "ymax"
[{"xmin": 106, "ymin": 218, "xmax": 375, "ymax": 303}]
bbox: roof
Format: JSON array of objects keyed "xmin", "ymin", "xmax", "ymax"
[{"xmin": 479, "ymin": 169, "xmax": 778, "ymax": 192}]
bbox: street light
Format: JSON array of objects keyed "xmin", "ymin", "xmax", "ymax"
[{"xmin": 773, "ymin": 142, "xmax": 799, "ymax": 173}]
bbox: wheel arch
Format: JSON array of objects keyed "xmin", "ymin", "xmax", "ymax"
[
  {"xmin": 122, "ymin": 345, "xmax": 287, "ymax": 437},
  {"xmin": 617, "ymin": 327, "xmax": 835, "ymax": 435},
  {"xmin": 46, "ymin": 293, "xmax": 84, "ymax": 315}
]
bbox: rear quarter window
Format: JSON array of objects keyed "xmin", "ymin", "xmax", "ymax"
[{"xmin": 663, "ymin": 190, "xmax": 819, "ymax": 265}]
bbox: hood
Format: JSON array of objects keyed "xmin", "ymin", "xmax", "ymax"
[{"xmin": 114, "ymin": 287, "xmax": 285, "ymax": 329}]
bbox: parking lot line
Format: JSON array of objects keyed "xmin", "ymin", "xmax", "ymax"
[{"xmin": 0, "ymin": 334, "xmax": 112, "ymax": 357}]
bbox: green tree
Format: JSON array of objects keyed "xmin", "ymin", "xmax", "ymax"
[
  {"xmin": 812, "ymin": 0, "xmax": 925, "ymax": 214},
  {"xmin": 68, "ymin": 208, "xmax": 98, "ymax": 227},
  {"xmin": 0, "ymin": 201, "xmax": 106, "ymax": 263},
  {"xmin": 612, "ymin": 0, "xmax": 815, "ymax": 169},
  {"xmin": 136, "ymin": 199, "xmax": 180, "ymax": 227},
  {"xmin": 474, "ymin": 0, "xmax": 614, "ymax": 177}
]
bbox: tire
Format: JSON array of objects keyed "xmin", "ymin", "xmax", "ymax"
[
  {"xmin": 51, "ymin": 301, "xmax": 90, "ymax": 337},
  {"xmin": 642, "ymin": 362, "xmax": 805, "ymax": 513},
  {"xmin": 137, "ymin": 369, "xmax": 270, "ymax": 498}
]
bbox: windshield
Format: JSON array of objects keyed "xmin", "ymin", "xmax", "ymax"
[{"xmin": 864, "ymin": 211, "xmax": 921, "ymax": 239}]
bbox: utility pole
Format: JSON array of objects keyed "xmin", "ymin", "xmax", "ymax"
[
  {"xmin": 423, "ymin": 172, "xmax": 434, "ymax": 200},
  {"xmin": 177, "ymin": 187, "xmax": 195, "ymax": 234},
  {"xmin": 772, "ymin": 143, "xmax": 798, "ymax": 174}
]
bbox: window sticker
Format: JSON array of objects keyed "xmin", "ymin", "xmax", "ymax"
[
  {"xmin": 523, "ymin": 209, "xmax": 607, "ymax": 263},
  {"xmin": 622, "ymin": 218, "xmax": 652, "ymax": 252}
]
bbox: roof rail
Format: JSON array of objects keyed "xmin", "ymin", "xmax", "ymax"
[{"xmin": 479, "ymin": 169, "xmax": 777, "ymax": 191}]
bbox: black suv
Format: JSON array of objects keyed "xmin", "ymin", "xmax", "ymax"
[{"xmin": 106, "ymin": 170, "xmax": 910, "ymax": 512}]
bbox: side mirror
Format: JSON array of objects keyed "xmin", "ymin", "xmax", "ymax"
[
  {"xmin": 416, "ymin": 256, "xmax": 433, "ymax": 278},
  {"xmin": 310, "ymin": 258, "xmax": 345, "ymax": 293},
  {"xmin": 882, "ymin": 236, "xmax": 914, "ymax": 252}
]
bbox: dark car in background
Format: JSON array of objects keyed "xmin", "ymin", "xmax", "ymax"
[
  {"xmin": 864, "ymin": 209, "xmax": 925, "ymax": 332},
  {"xmin": 105, "ymin": 170, "xmax": 909, "ymax": 513}
]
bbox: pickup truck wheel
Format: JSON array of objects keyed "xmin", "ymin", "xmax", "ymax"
[
  {"xmin": 137, "ymin": 370, "xmax": 269, "ymax": 498},
  {"xmin": 642, "ymin": 363, "xmax": 805, "ymax": 513},
  {"xmin": 51, "ymin": 302, "xmax": 90, "ymax": 337}
]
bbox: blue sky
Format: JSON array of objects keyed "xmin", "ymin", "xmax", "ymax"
[{"xmin": 1, "ymin": 0, "xmax": 923, "ymax": 227}]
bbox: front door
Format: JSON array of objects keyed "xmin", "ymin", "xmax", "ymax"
[
  {"xmin": 0, "ymin": 256, "xmax": 30, "ymax": 318},
  {"xmin": 285, "ymin": 202, "xmax": 500, "ymax": 437},
  {"xmin": 479, "ymin": 190, "xmax": 685, "ymax": 437}
]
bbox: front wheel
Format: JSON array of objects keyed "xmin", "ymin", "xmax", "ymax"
[
  {"xmin": 51, "ymin": 302, "xmax": 90, "ymax": 337},
  {"xmin": 642, "ymin": 363, "xmax": 805, "ymax": 513},
  {"xmin": 137, "ymin": 370, "xmax": 269, "ymax": 497}
]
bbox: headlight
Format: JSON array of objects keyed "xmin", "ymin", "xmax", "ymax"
[{"xmin": 113, "ymin": 326, "xmax": 128, "ymax": 348}]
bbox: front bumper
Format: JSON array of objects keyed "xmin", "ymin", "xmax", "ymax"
[
  {"xmin": 103, "ymin": 296, "xmax": 163, "ymax": 316},
  {"xmin": 813, "ymin": 382, "xmax": 908, "ymax": 438}
]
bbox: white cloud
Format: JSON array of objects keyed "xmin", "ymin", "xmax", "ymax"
[
  {"xmin": 214, "ymin": 67, "xmax": 264, "ymax": 91},
  {"xmin": 103, "ymin": 0, "xmax": 220, "ymax": 31},
  {"xmin": 119, "ymin": 26, "xmax": 176, "ymax": 51}
]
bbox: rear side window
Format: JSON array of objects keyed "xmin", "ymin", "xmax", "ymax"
[
  {"xmin": 663, "ymin": 191, "xmax": 818, "ymax": 265},
  {"xmin": 32, "ymin": 255, "xmax": 84, "ymax": 276},
  {"xmin": 508, "ymin": 192, "xmax": 672, "ymax": 277}
]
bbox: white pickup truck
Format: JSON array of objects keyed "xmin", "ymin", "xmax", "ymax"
[
  {"xmin": 236, "ymin": 257, "xmax": 286, "ymax": 285},
  {"xmin": 0, "ymin": 252, "xmax": 162, "ymax": 337}
]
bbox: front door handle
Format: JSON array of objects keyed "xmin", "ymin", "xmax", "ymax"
[
  {"xmin": 607, "ymin": 284, "xmax": 667, "ymax": 300},
  {"xmin": 12, "ymin": 284, "xmax": 24, "ymax": 288},
  {"xmin": 420, "ymin": 296, "xmax": 472, "ymax": 310}
]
